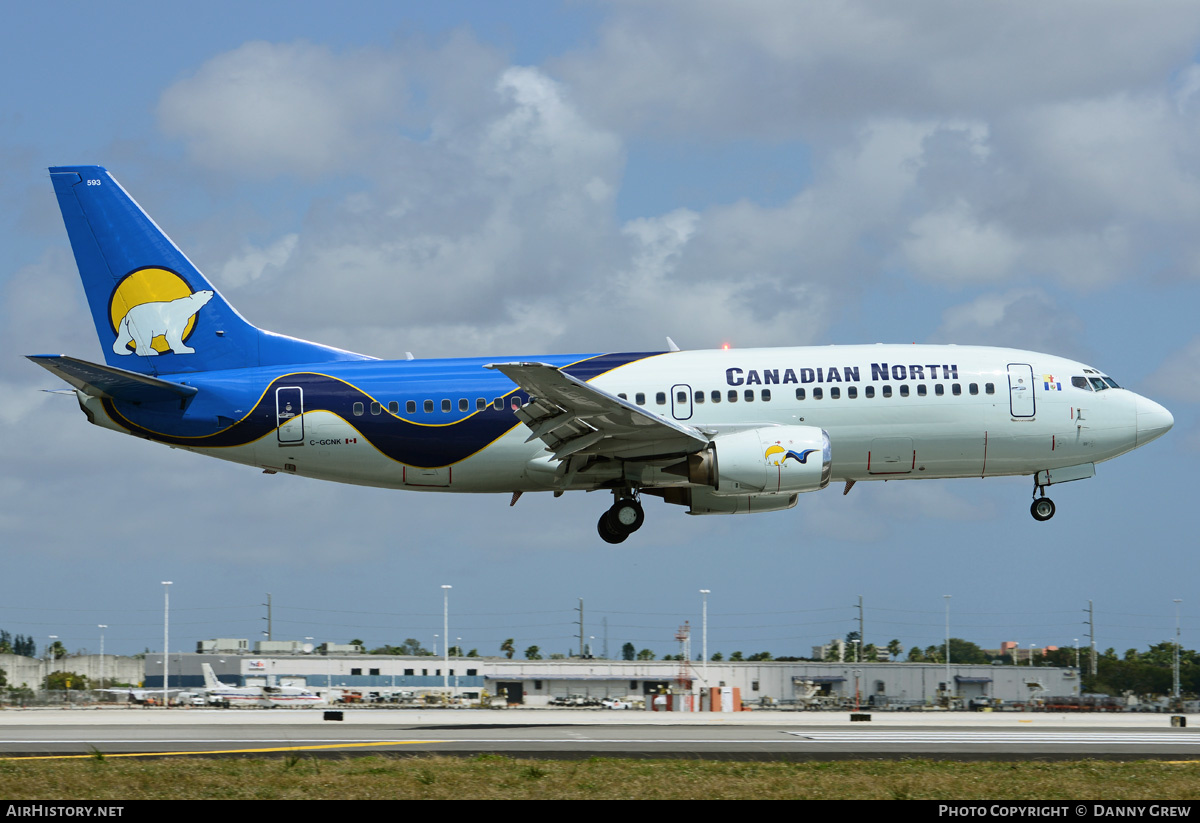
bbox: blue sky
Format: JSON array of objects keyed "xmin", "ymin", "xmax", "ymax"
[{"xmin": 1, "ymin": 1, "xmax": 1197, "ymax": 662}]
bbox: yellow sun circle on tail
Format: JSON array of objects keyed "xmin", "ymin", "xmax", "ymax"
[{"xmin": 109, "ymin": 268, "xmax": 196, "ymax": 354}]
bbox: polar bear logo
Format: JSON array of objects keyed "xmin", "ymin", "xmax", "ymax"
[{"xmin": 112, "ymin": 290, "xmax": 214, "ymax": 356}]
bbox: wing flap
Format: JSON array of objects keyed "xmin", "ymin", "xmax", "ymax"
[
  {"xmin": 486, "ymin": 361, "xmax": 708, "ymax": 460},
  {"xmin": 27, "ymin": 354, "xmax": 198, "ymax": 403}
]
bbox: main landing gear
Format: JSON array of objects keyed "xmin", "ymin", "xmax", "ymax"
[
  {"xmin": 597, "ymin": 492, "xmax": 645, "ymax": 544},
  {"xmin": 1030, "ymin": 481, "xmax": 1056, "ymax": 522}
]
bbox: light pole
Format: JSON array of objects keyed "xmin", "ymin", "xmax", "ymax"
[
  {"xmin": 700, "ymin": 590, "xmax": 710, "ymax": 683},
  {"xmin": 442, "ymin": 585, "xmax": 451, "ymax": 694},
  {"xmin": 1074, "ymin": 638, "xmax": 1080, "ymax": 671},
  {"xmin": 944, "ymin": 595, "xmax": 951, "ymax": 702},
  {"xmin": 162, "ymin": 581, "xmax": 172, "ymax": 708},
  {"xmin": 1174, "ymin": 599, "xmax": 1182, "ymax": 702},
  {"xmin": 47, "ymin": 635, "xmax": 58, "ymax": 697},
  {"xmin": 98, "ymin": 625, "xmax": 107, "ymax": 692}
]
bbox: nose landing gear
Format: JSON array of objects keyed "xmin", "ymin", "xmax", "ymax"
[
  {"xmin": 597, "ymin": 493, "xmax": 645, "ymax": 544},
  {"xmin": 1030, "ymin": 482, "xmax": 1056, "ymax": 522}
]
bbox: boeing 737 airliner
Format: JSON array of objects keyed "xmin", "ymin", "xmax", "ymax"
[{"xmin": 30, "ymin": 166, "xmax": 1174, "ymax": 543}]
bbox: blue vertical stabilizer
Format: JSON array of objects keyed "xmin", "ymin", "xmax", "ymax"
[{"xmin": 48, "ymin": 166, "xmax": 373, "ymax": 374}]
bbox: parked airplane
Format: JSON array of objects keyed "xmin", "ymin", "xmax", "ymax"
[
  {"xmin": 200, "ymin": 664, "xmax": 323, "ymax": 708},
  {"xmin": 95, "ymin": 686, "xmax": 195, "ymax": 706},
  {"xmin": 30, "ymin": 166, "xmax": 1173, "ymax": 543}
]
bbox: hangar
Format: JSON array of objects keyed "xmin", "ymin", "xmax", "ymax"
[{"xmin": 145, "ymin": 645, "xmax": 1079, "ymax": 709}]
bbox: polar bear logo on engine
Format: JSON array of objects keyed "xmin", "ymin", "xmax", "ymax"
[{"xmin": 112, "ymin": 290, "xmax": 214, "ymax": 356}]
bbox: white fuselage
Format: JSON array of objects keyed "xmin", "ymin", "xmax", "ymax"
[{"xmin": 85, "ymin": 344, "xmax": 1170, "ymax": 497}]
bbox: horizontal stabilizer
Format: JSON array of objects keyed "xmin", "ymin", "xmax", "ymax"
[{"xmin": 27, "ymin": 354, "xmax": 198, "ymax": 403}]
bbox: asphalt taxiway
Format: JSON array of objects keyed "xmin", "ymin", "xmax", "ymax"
[{"xmin": 0, "ymin": 708, "xmax": 1195, "ymax": 761}]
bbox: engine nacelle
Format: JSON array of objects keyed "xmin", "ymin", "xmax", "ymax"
[{"xmin": 687, "ymin": 425, "xmax": 831, "ymax": 496}]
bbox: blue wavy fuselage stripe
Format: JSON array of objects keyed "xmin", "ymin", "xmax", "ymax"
[{"xmin": 100, "ymin": 351, "xmax": 664, "ymax": 468}]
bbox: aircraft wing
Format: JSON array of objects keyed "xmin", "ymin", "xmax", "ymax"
[{"xmin": 485, "ymin": 362, "xmax": 709, "ymax": 460}]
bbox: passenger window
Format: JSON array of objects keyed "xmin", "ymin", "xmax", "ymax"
[
  {"xmin": 917, "ymin": 385, "xmax": 927, "ymax": 397},
  {"xmin": 744, "ymin": 389, "xmax": 754, "ymax": 402},
  {"xmin": 985, "ymin": 383, "xmax": 994, "ymax": 395},
  {"xmin": 636, "ymin": 393, "xmax": 646, "ymax": 405},
  {"xmin": 442, "ymin": 399, "xmax": 451, "ymax": 412},
  {"xmin": 830, "ymin": 387, "xmax": 840, "ymax": 400},
  {"xmin": 459, "ymin": 398, "xmax": 469, "ymax": 412},
  {"xmin": 656, "ymin": 392, "xmax": 667, "ymax": 405},
  {"xmin": 728, "ymin": 390, "xmax": 738, "ymax": 403},
  {"xmin": 511, "ymin": 397, "xmax": 521, "ymax": 410},
  {"xmin": 899, "ymin": 385, "xmax": 909, "ymax": 397},
  {"xmin": 694, "ymin": 391, "xmax": 705, "ymax": 404},
  {"xmin": 762, "ymin": 388, "xmax": 771, "ymax": 401},
  {"xmin": 370, "ymin": 401, "xmax": 381, "ymax": 415},
  {"xmin": 711, "ymin": 390, "xmax": 721, "ymax": 403},
  {"xmin": 796, "ymin": 388, "xmax": 806, "ymax": 400},
  {"xmin": 677, "ymin": 390, "xmax": 687, "ymax": 403},
  {"xmin": 494, "ymin": 398, "xmax": 504, "ymax": 410},
  {"xmin": 935, "ymin": 384, "xmax": 945, "ymax": 396},
  {"xmin": 618, "ymin": 393, "xmax": 627, "ymax": 400},
  {"xmin": 952, "ymin": 384, "xmax": 962, "ymax": 396},
  {"xmin": 813, "ymin": 387, "xmax": 823, "ymax": 400},
  {"xmin": 424, "ymin": 400, "xmax": 434, "ymax": 413},
  {"xmin": 476, "ymin": 398, "xmax": 486, "ymax": 410},
  {"xmin": 406, "ymin": 400, "xmax": 416, "ymax": 414},
  {"xmin": 865, "ymin": 386, "xmax": 875, "ymax": 398},
  {"xmin": 969, "ymin": 383, "xmax": 979, "ymax": 395},
  {"xmin": 388, "ymin": 401, "xmax": 399, "ymax": 414},
  {"xmin": 1071, "ymin": 376, "xmax": 1091, "ymax": 391},
  {"xmin": 848, "ymin": 386, "xmax": 858, "ymax": 399},
  {"xmin": 882, "ymin": 385, "xmax": 892, "ymax": 398},
  {"xmin": 353, "ymin": 402, "xmax": 364, "ymax": 416}
]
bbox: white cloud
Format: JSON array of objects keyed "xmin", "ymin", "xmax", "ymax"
[
  {"xmin": 929, "ymin": 289, "xmax": 1085, "ymax": 356},
  {"xmin": 1144, "ymin": 336, "xmax": 1200, "ymax": 403},
  {"xmin": 551, "ymin": 3, "xmax": 1200, "ymax": 295},
  {"xmin": 901, "ymin": 199, "xmax": 1021, "ymax": 284},
  {"xmin": 557, "ymin": 1, "xmax": 1200, "ymax": 137},
  {"xmin": 806, "ymin": 480, "xmax": 996, "ymax": 543},
  {"xmin": 158, "ymin": 41, "xmax": 408, "ymax": 177},
  {"xmin": 218, "ymin": 233, "xmax": 298, "ymax": 288}
]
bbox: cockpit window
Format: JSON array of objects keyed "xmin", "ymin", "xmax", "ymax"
[
  {"xmin": 1071, "ymin": 376, "xmax": 1091, "ymax": 391},
  {"xmin": 1088, "ymin": 377, "xmax": 1108, "ymax": 391},
  {"xmin": 1103, "ymin": 377, "xmax": 1120, "ymax": 389}
]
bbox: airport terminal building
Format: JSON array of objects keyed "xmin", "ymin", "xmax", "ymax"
[{"xmin": 145, "ymin": 642, "xmax": 1080, "ymax": 708}]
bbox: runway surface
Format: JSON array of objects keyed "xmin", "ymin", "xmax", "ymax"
[{"xmin": 1, "ymin": 708, "xmax": 1195, "ymax": 760}]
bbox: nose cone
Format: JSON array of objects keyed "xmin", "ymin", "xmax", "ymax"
[{"xmin": 1136, "ymin": 396, "xmax": 1174, "ymax": 446}]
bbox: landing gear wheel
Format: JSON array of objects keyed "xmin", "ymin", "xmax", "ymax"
[
  {"xmin": 1030, "ymin": 497, "xmax": 1056, "ymax": 522},
  {"xmin": 610, "ymin": 498, "xmax": 645, "ymax": 533},
  {"xmin": 597, "ymin": 510, "xmax": 628, "ymax": 544}
]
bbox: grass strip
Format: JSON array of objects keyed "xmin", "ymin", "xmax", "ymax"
[{"xmin": 0, "ymin": 755, "xmax": 1197, "ymax": 800}]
